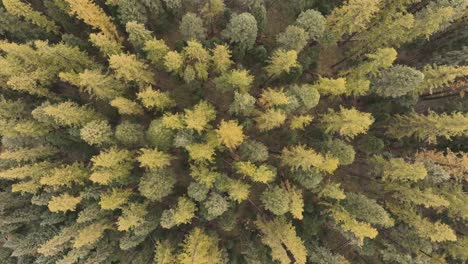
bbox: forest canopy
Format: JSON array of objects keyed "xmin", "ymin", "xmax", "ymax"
[{"xmin": 0, "ymin": 0, "xmax": 467, "ymax": 263}]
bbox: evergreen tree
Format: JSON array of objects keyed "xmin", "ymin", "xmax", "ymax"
[
  {"xmin": 222, "ymin": 12, "xmax": 258, "ymax": 51},
  {"xmin": 371, "ymin": 65, "xmax": 424, "ymax": 97},
  {"xmin": 276, "ymin": 26, "xmax": 308, "ymax": 52},
  {"xmin": 179, "ymin": 13, "xmax": 206, "ymax": 41}
]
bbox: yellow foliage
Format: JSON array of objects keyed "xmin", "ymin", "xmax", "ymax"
[
  {"xmin": 65, "ymin": 0, "xmax": 119, "ymax": 40},
  {"xmin": 137, "ymin": 148, "xmax": 172, "ymax": 171},
  {"xmin": 235, "ymin": 161, "xmax": 276, "ymax": 183},
  {"xmin": 217, "ymin": 120, "xmax": 245, "ymax": 149},
  {"xmin": 162, "ymin": 113, "xmax": 185, "ymax": 129},
  {"xmin": 137, "ymin": 87, "xmax": 175, "ymax": 111},
  {"xmin": 259, "ymin": 88, "xmax": 290, "ymax": 107},
  {"xmin": 329, "ymin": 207, "xmax": 378, "ymax": 242},
  {"xmin": 290, "ymin": 115, "xmax": 313, "ymax": 130},
  {"xmin": 265, "ymin": 49, "xmax": 298, "ymax": 77},
  {"xmin": 313, "ymin": 77, "xmax": 347, "ymax": 96},
  {"xmin": 48, "ymin": 193, "xmax": 82, "ymax": 213},
  {"xmin": 255, "ymin": 217, "xmax": 307, "ymax": 264},
  {"xmin": 211, "ymin": 44, "xmax": 232, "ymax": 73},
  {"xmin": 184, "ymin": 101, "xmax": 216, "ymax": 133},
  {"xmin": 255, "ymin": 108, "xmax": 287, "ymax": 132},
  {"xmin": 99, "ymin": 189, "xmax": 132, "ymax": 210},
  {"xmin": 3, "ymin": 0, "xmax": 59, "ymax": 33},
  {"xmin": 281, "ymin": 145, "xmax": 339, "ymax": 173},
  {"xmin": 110, "ymin": 97, "xmax": 144, "ymax": 116},
  {"xmin": 73, "ymin": 221, "xmax": 110, "ymax": 248}
]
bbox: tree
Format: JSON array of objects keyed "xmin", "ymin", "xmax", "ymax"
[
  {"xmin": 179, "ymin": 13, "xmax": 206, "ymax": 41},
  {"xmin": 238, "ymin": 140, "xmax": 269, "ymax": 162},
  {"xmin": 89, "ymin": 148, "xmax": 133, "ymax": 184},
  {"xmin": 80, "ymin": 120, "xmax": 113, "ymax": 146},
  {"xmin": 261, "ymin": 186, "xmax": 290, "ymax": 215},
  {"xmin": 202, "ymin": 193, "xmax": 229, "ymax": 220},
  {"xmin": 64, "ymin": 0, "xmax": 120, "ymax": 40},
  {"xmin": 321, "ymin": 107, "xmax": 374, "ymax": 139},
  {"xmin": 255, "ymin": 108, "xmax": 286, "ymax": 132},
  {"xmin": 265, "ymin": 49, "xmax": 298, "ymax": 78},
  {"xmin": 290, "ymin": 115, "xmax": 313, "ymax": 130},
  {"xmin": 59, "ymin": 70, "xmax": 126, "ymax": 100},
  {"xmin": 144, "ymin": 38, "xmax": 170, "ymax": 69},
  {"xmin": 139, "ymin": 170, "xmax": 176, "ymax": 201},
  {"xmin": 89, "ymin": 32, "xmax": 124, "ymax": 56},
  {"xmin": 216, "ymin": 120, "xmax": 245, "ymax": 149},
  {"xmin": 276, "ymin": 26, "xmax": 308, "ymax": 52},
  {"xmin": 109, "ymin": 53, "xmax": 155, "ymax": 86},
  {"xmin": 214, "ymin": 69, "xmax": 254, "ymax": 93},
  {"xmin": 328, "ymin": 206, "xmax": 378, "ymax": 242},
  {"xmin": 312, "ymin": 77, "xmax": 347, "ymax": 96},
  {"xmin": 229, "ymin": 91, "xmax": 256, "ymax": 116},
  {"xmin": 146, "ymin": 119, "xmax": 175, "ymax": 150},
  {"xmin": 37, "ymin": 101, "xmax": 101, "ymax": 127},
  {"xmin": 254, "ymin": 217, "xmax": 307, "ymax": 264},
  {"xmin": 48, "ymin": 193, "xmax": 82, "ymax": 213},
  {"xmin": 417, "ymin": 65, "xmax": 468, "ymax": 94},
  {"xmin": 259, "ymin": 88, "xmax": 291, "ymax": 107},
  {"xmin": 374, "ymin": 157, "xmax": 427, "ymax": 182},
  {"xmin": 386, "ymin": 111, "xmax": 468, "ymax": 143},
  {"xmin": 3, "ymin": 0, "xmax": 59, "ymax": 33},
  {"xmin": 211, "ymin": 44, "xmax": 233, "ymax": 74},
  {"xmin": 137, "ymin": 148, "xmax": 172, "ymax": 171},
  {"xmin": 281, "ymin": 145, "xmax": 339, "ymax": 174},
  {"xmin": 342, "ymin": 48, "xmax": 397, "ymax": 95},
  {"xmin": 126, "ymin": 21, "xmax": 153, "ymax": 50},
  {"xmin": 295, "ymin": 9, "xmax": 326, "ymax": 41},
  {"xmin": 371, "ymin": 65, "xmax": 424, "ymax": 97},
  {"xmin": 235, "ymin": 161, "xmax": 276, "ymax": 183},
  {"xmin": 201, "ymin": 0, "xmax": 225, "ymax": 29},
  {"xmin": 325, "ymin": 139, "xmax": 355, "ymax": 165},
  {"xmin": 177, "ymin": 228, "xmax": 223, "ymax": 263},
  {"xmin": 160, "ymin": 197, "xmax": 197, "ymax": 229},
  {"xmin": 343, "ymin": 192, "xmax": 394, "ymax": 227},
  {"xmin": 110, "ymin": 97, "xmax": 145, "ymax": 116},
  {"xmin": 115, "ymin": 121, "xmax": 145, "ymax": 146},
  {"xmin": 137, "ymin": 87, "xmax": 175, "ymax": 111},
  {"xmin": 325, "ymin": 0, "xmax": 380, "ymax": 42},
  {"xmin": 184, "ymin": 101, "xmax": 216, "ymax": 133},
  {"xmin": 290, "ymin": 84, "xmax": 320, "ymax": 112},
  {"xmin": 222, "ymin": 12, "xmax": 258, "ymax": 50},
  {"xmin": 99, "ymin": 189, "xmax": 132, "ymax": 210}
]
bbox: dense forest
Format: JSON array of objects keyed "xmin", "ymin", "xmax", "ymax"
[{"xmin": 0, "ymin": 0, "xmax": 467, "ymax": 263}]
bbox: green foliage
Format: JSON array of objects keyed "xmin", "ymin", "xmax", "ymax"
[
  {"xmin": 371, "ymin": 65, "xmax": 424, "ymax": 97},
  {"xmin": 238, "ymin": 140, "xmax": 269, "ymax": 162},
  {"xmin": 277, "ymin": 26, "xmax": 308, "ymax": 52},
  {"xmin": 115, "ymin": 121, "xmax": 145, "ymax": 146},
  {"xmin": 295, "ymin": 9, "xmax": 326, "ymax": 41},
  {"xmin": 325, "ymin": 139, "xmax": 355, "ymax": 165},
  {"xmin": 80, "ymin": 120, "xmax": 113, "ymax": 146},
  {"xmin": 223, "ymin": 12, "xmax": 258, "ymax": 50},
  {"xmin": 139, "ymin": 170, "xmax": 176, "ymax": 201},
  {"xmin": 3, "ymin": 0, "xmax": 59, "ymax": 33},
  {"xmin": 179, "ymin": 13, "xmax": 206, "ymax": 41},
  {"xmin": 126, "ymin": 21, "xmax": 153, "ymax": 50},
  {"xmin": 160, "ymin": 197, "xmax": 197, "ymax": 229}
]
